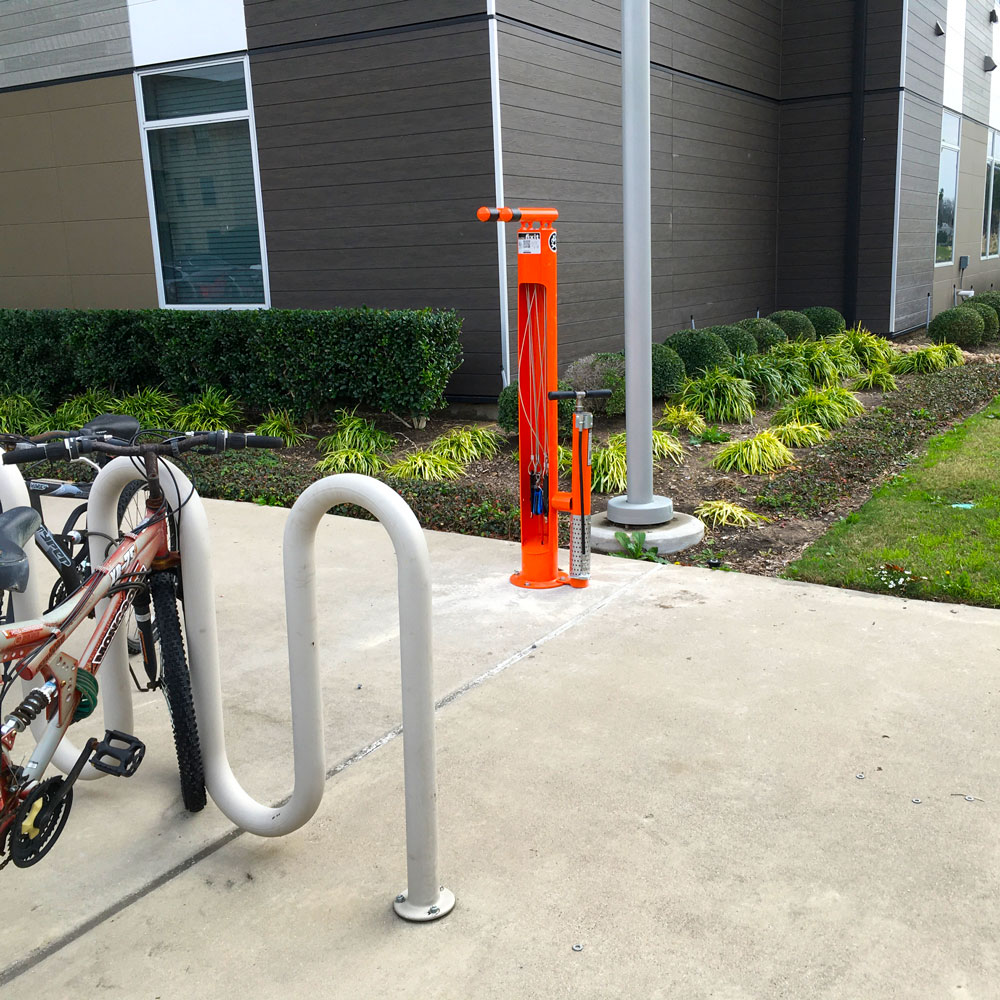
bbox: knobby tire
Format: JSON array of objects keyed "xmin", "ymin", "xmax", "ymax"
[{"xmin": 149, "ymin": 571, "xmax": 206, "ymax": 813}]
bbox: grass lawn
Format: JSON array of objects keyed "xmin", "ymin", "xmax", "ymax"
[{"xmin": 783, "ymin": 393, "xmax": 1000, "ymax": 607}]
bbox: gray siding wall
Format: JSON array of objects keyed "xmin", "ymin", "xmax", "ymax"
[
  {"xmin": 498, "ymin": 19, "xmax": 778, "ymax": 371},
  {"xmin": 781, "ymin": 3, "xmax": 853, "ymax": 99},
  {"xmin": 497, "ymin": 0, "xmax": 782, "ymax": 99},
  {"xmin": 249, "ymin": 20, "xmax": 500, "ymax": 399},
  {"xmin": 776, "ymin": 98, "xmax": 851, "ymax": 308},
  {"xmin": 895, "ymin": 92, "xmax": 940, "ymax": 330},
  {"xmin": 904, "ymin": 0, "xmax": 946, "ymax": 102},
  {"xmin": 856, "ymin": 91, "xmax": 901, "ymax": 329},
  {"xmin": 244, "ymin": 0, "xmax": 482, "ymax": 48},
  {"xmin": 963, "ymin": 0, "xmax": 993, "ymax": 126},
  {"xmin": 865, "ymin": 0, "xmax": 904, "ymax": 91},
  {"xmin": 0, "ymin": 0, "xmax": 131, "ymax": 90}
]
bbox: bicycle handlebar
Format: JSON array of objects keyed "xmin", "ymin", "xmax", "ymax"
[{"xmin": 1, "ymin": 431, "xmax": 284, "ymax": 465}]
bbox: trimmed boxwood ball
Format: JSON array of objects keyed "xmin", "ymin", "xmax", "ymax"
[
  {"xmin": 651, "ymin": 343, "xmax": 685, "ymax": 399},
  {"xmin": 928, "ymin": 306, "xmax": 985, "ymax": 348},
  {"xmin": 662, "ymin": 328, "xmax": 732, "ymax": 376},
  {"xmin": 703, "ymin": 323, "xmax": 757, "ymax": 358},
  {"xmin": 737, "ymin": 317, "xmax": 787, "ymax": 352},
  {"xmin": 959, "ymin": 301, "xmax": 999, "ymax": 340},
  {"xmin": 972, "ymin": 290, "xmax": 1000, "ymax": 321},
  {"xmin": 768, "ymin": 310, "xmax": 817, "ymax": 342},
  {"xmin": 801, "ymin": 306, "xmax": 846, "ymax": 338}
]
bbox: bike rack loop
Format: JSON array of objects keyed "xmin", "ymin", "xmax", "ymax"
[{"xmin": 34, "ymin": 457, "xmax": 453, "ymax": 922}]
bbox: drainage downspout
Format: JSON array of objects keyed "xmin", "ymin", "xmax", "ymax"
[{"xmin": 844, "ymin": 0, "xmax": 869, "ymax": 326}]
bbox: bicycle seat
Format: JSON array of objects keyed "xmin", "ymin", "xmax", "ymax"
[
  {"xmin": 80, "ymin": 413, "xmax": 140, "ymax": 442},
  {"xmin": 0, "ymin": 506, "xmax": 42, "ymax": 593}
]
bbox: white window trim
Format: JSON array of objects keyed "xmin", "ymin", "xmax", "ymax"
[
  {"xmin": 983, "ymin": 129, "xmax": 999, "ymax": 260},
  {"xmin": 935, "ymin": 113, "xmax": 962, "ymax": 268},
  {"xmin": 134, "ymin": 54, "xmax": 271, "ymax": 310}
]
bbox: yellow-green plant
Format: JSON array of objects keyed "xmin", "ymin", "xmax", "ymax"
[
  {"xmin": 935, "ymin": 342, "xmax": 965, "ymax": 366},
  {"xmin": 256, "ymin": 409, "xmax": 314, "ymax": 446},
  {"xmin": 821, "ymin": 334, "xmax": 864, "ymax": 378},
  {"xmin": 727, "ymin": 354, "xmax": 786, "ymax": 405},
  {"xmin": 320, "ymin": 409, "xmax": 395, "ymax": 454},
  {"xmin": 658, "ymin": 403, "xmax": 706, "ymax": 435},
  {"xmin": 850, "ymin": 365, "xmax": 898, "ymax": 392},
  {"xmin": 590, "ymin": 441, "xmax": 628, "ymax": 493},
  {"xmin": 385, "ymin": 450, "xmax": 465, "ymax": 481},
  {"xmin": 314, "ymin": 448, "xmax": 386, "ymax": 475},
  {"xmin": 608, "ymin": 430, "xmax": 685, "ymax": 465},
  {"xmin": 711, "ymin": 431, "xmax": 794, "ymax": 474},
  {"xmin": 679, "ymin": 367, "xmax": 755, "ymax": 423},
  {"xmin": 799, "ymin": 341, "xmax": 841, "ymax": 387},
  {"xmin": 768, "ymin": 421, "xmax": 830, "ymax": 447},
  {"xmin": 51, "ymin": 389, "xmax": 117, "ymax": 429},
  {"xmin": 694, "ymin": 499, "xmax": 772, "ymax": 528},
  {"xmin": 430, "ymin": 425, "xmax": 501, "ymax": 463},
  {"xmin": 888, "ymin": 347, "xmax": 948, "ymax": 375},
  {"xmin": 0, "ymin": 392, "xmax": 47, "ymax": 435},
  {"xmin": 173, "ymin": 386, "xmax": 242, "ymax": 431},
  {"xmin": 840, "ymin": 324, "xmax": 898, "ymax": 369},
  {"xmin": 112, "ymin": 387, "xmax": 180, "ymax": 427},
  {"xmin": 772, "ymin": 387, "xmax": 862, "ymax": 430}
]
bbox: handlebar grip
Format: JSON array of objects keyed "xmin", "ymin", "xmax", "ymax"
[
  {"xmin": 2, "ymin": 444, "xmax": 49, "ymax": 464},
  {"xmin": 2, "ymin": 439, "xmax": 83, "ymax": 464},
  {"xmin": 546, "ymin": 389, "xmax": 614, "ymax": 401},
  {"xmin": 217, "ymin": 433, "xmax": 285, "ymax": 450}
]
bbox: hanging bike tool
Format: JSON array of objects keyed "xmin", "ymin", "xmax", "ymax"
[{"xmin": 477, "ymin": 204, "xmax": 611, "ymax": 590}]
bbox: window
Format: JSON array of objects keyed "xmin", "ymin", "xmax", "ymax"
[
  {"xmin": 136, "ymin": 58, "xmax": 268, "ymax": 308},
  {"xmin": 936, "ymin": 111, "xmax": 961, "ymax": 265},
  {"xmin": 984, "ymin": 129, "xmax": 1000, "ymax": 258}
]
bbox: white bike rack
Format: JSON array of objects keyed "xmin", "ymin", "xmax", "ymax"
[{"xmin": 8, "ymin": 455, "xmax": 453, "ymax": 922}]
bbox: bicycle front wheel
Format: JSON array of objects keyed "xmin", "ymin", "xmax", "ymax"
[{"xmin": 149, "ymin": 571, "xmax": 206, "ymax": 812}]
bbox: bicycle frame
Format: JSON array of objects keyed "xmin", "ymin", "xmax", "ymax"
[{"xmin": 0, "ymin": 498, "xmax": 169, "ymax": 831}]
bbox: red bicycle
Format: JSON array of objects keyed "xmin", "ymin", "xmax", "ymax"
[{"xmin": 0, "ymin": 430, "xmax": 282, "ymax": 869}]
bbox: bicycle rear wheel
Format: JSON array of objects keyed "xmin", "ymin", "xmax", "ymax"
[{"xmin": 149, "ymin": 571, "xmax": 206, "ymax": 812}]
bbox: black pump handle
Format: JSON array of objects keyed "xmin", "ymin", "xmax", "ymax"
[{"xmin": 547, "ymin": 389, "xmax": 613, "ymax": 401}]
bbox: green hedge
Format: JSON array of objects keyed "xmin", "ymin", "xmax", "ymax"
[
  {"xmin": 768, "ymin": 310, "xmax": 817, "ymax": 342},
  {"xmin": 959, "ymin": 301, "xmax": 999, "ymax": 340},
  {"xmin": 801, "ymin": 306, "xmax": 846, "ymax": 338},
  {"xmin": 663, "ymin": 329, "xmax": 732, "ymax": 375},
  {"xmin": 704, "ymin": 323, "xmax": 757, "ymax": 358},
  {"xmin": 737, "ymin": 317, "xmax": 787, "ymax": 352},
  {"xmin": 0, "ymin": 307, "xmax": 463, "ymax": 418}
]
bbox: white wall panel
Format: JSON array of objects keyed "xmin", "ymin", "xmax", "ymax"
[{"xmin": 127, "ymin": 0, "xmax": 246, "ymax": 67}]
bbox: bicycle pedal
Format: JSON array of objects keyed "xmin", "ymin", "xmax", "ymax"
[{"xmin": 90, "ymin": 730, "xmax": 146, "ymax": 777}]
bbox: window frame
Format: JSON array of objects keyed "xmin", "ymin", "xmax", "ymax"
[
  {"xmin": 134, "ymin": 55, "xmax": 271, "ymax": 310},
  {"xmin": 983, "ymin": 128, "xmax": 1000, "ymax": 260},
  {"xmin": 935, "ymin": 111, "xmax": 962, "ymax": 268}
]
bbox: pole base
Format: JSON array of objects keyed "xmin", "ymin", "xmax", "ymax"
[
  {"xmin": 606, "ymin": 494, "xmax": 673, "ymax": 527},
  {"xmin": 393, "ymin": 886, "xmax": 456, "ymax": 922},
  {"xmin": 510, "ymin": 570, "xmax": 570, "ymax": 589}
]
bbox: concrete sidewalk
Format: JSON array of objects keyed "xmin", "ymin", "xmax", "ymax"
[{"xmin": 3, "ymin": 498, "xmax": 998, "ymax": 997}]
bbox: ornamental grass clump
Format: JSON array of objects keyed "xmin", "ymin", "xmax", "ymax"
[
  {"xmin": 608, "ymin": 429, "xmax": 685, "ymax": 465},
  {"xmin": 318, "ymin": 409, "xmax": 395, "ymax": 455},
  {"xmin": 798, "ymin": 341, "xmax": 841, "ymax": 387},
  {"xmin": 888, "ymin": 347, "xmax": 948, "ymax": 375},
  {"xmin": 840, "ymin": 324, "xmax": 897, "ymax": 369},
  {"xmin": 0, "ymin": 391, "xmax": 46, "ymax": 435},
  {"xmin": 850, "ymin": 365, "xmax": 898, "ymax": 392},
  {"xmin": 657, "ymin": 403, "xmax": 706, "ymax": 435},
  {"xmin": 727, "ymin": 354, "xmax": 786, "ymax": 405},
  {"xmin": 590, "ymin": 440, "xmax": 629, "ymax": 493},
  {"xmin": 173, "ymin": 386, "xmax": 242, "ymax": 432},
  {"xmin": 711, "ymin": 431, "xmax": 794, "ymax": 475},
  {"xmin": 385, "ymin": 450, "xmax": 465, "ymax": 481},
  {"xmin": 255, "ymin": 409, "xmax": 314, "ymax": 446},
  {"xmin": 113, "ymin": 387, "xmax": 180, "ymax": 427},
  {"xmin": 694, "ymin": 499, "xmax": 772, "ymax": 528},
  {"xmin": 771, "ymin": 387, "xmax": 862, "ymax": 430},
  {"xmin": 821, "ymin": 335, "xmax": 863, "ymax": 379},
  {"xmin": 314, "ymin": 448, "xmax": 387, "ymax": 476},
  {"xmin": 767, "ymin": 351, "xmax": 812, "ymax": 397},
  {"xmin": 430, "ymin": 425, "xmax": 501, "ymax": 463},
  {"xmin": 47, "ymin": 388, "xmax": 117, "ymax": 431},
  {"xmin": 935, "ymin": 342, "xmax": 965, "ymax": 366},
  {"xmin": 679, "ymin": 367, "xmax": 755, "ymax": 423},
  {"xmin": 768, "ymin": 421, "xmax": 830, "ymax": 448}
]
